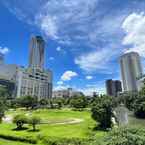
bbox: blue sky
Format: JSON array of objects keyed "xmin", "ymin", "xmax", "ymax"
[{"xmin": 0, "ymin": 0, "xmax": 145, "ymax": 95}]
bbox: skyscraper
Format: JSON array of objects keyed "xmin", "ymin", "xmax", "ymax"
[
  {"xmin": 29, "ymin": 36, "xmax": 45, "ymax": 70},
  {"xmin": 106, "ymin": 79, "xmax": 122, "ymax": 97},
  {"xmin": 120, "ymin": 52, "xmax": 143, "ymax": 92},
  {"xmin": 0, "ymin": 53, "xmax": 4, "ymax": 64}
]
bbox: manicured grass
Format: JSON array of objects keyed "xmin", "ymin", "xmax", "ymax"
[
  {"xmin": 0, "ymin": 109, "xmax": 106, "ymax": 144},
  {"xmin": 0, "ymin": 138, "xmax": 32, "ymax": 145}
]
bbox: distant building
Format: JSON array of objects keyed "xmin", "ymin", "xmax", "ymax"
[
  {"xmin": 0, "ymin": 64, "xmax": 18, "ymax": 81},
  {"xmin": 106, "ymin": 79, "xmax": 122, "ymax": 97},
  {"xmin": 53, "ymin": 88, "xmax": 84, "ymax": 98},
  {"xmin": 16, "ymin": 36, "xmax": 52, "ymax": 99},
  {"xmin": 120, "ymin": 52, "xmax": 143, "ymax": 92},
  {"xmin": 0, "ymin": 35, "xmax": 53, "ymax": 100},
  {"xmin": 16, "ymin": 67, "xmax": 52, "ymax": 100},
  {"xmin": 0, "ymin": 53, "xmax": 4, "ymax": 64},
  {"xmin": 115, "ymin": 80, "xmax": 122, "ymax": 94},
  {"xmin": 29, "ymin": 36, "xmax": 45, "ymax": 70},
  {"xmin": 0, "ymin": 63, "xmax": 18, "ymax": 98}
]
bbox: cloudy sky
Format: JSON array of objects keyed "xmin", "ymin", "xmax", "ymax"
[{"xmin": 0, "ymin": 0, "xmax": 145, "ymax": 95}]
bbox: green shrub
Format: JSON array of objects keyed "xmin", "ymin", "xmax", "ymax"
[
  {"xmin": 13, "ymin": 114, "xmax": 28, "ymax": 129},
  {"xmin": 105, "ymin": 127, "xmax": 145, "ymax": 145},
  {"xmin": 70, "ymin": 96, "xmax": 88, "ymax": 110},
  {"xmin": 40, "ymin": 137, "xmax": 90, "ymax": 145},
  {"xmin": 0, "ymin": 134, "xmax": 37, "ymax": 144},
  {"xmin": 28, "ymin": 116, "xmax": 41, "ymax": 131}
]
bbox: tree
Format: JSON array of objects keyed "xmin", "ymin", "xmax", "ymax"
[
  {"xmin": 13, "ymin": 114, "xmax": 28, "ymax": 129},
  {"xmin": 134, "ymin": 95, "xmax": 145, "ymax": 118},
  {"xmin": 91, "ymin": 96, "xmax": 113, "ymax": 130},
  {"xmin": 39, "ymin": 98, "xmax": 48, "ymax": 106},
  {"xmin": 29, "ymin": 116, "xmax": 41, "ymax": 131},
  {"xmin": 0, "ymin": 86, "xmax": 8, "ymax": 122},
  {"xmin": 133, "ymin": 80, "xmax": 145, "ymax": 118},
  {"xmin": 70, "ymin": 96, "xmax": 88, "ymax": 110},
  {"xmin": 18, "ymin": 96, "xmax": 38, "ymax": 109}
]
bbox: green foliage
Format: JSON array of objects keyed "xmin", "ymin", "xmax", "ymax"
[
  {"xmin": 18, "ymin": 96, "xmax": 38, "ymax": 109},
  {"xmin": 0, "ymin": 86, "xmax": 8, "ymax": 122},
  {"xmin": 120, "ymin": 80, "xmax": 145, "ymax": 119},
  {"xmin": 134, "ymin": 95, "xmax": 145, "ymax": 118},
  {"xmin": 70, "ymin": 96, "xmax": 88, "ymax": 110},
  {"xmin": 13, "ymin": 114, "xmax": 28, "ymax": 129},
  {"xmin": 91, "ymin": 96, "xmax": 113, "ymax": 130},
  {"xmin": 0, "ymin": 134, "xmax": 36, "ymax": 144},
  {"xmin": 39, "ymin": 98, "xmax": 48, "ymax": 106},
  {"xmin": 28, "ymin": 116, "xmax": 41, "ymax": 131},
  {"xmin": 104, "ymin": 127, "xmax": 145, "ymax": 145},
  {"xmin": 41, "ymin": 137, "xmax": 90, "ymax": 145}
]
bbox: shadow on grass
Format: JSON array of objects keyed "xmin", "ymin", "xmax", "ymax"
[
  {"xmin": 27, "ymin": 129, "xmax": 40, "ymax": 132},
  {"xmin": 92, "ymin": 126, "xmax": 109, "ymax": 131},
  {"xmin": 12, "ymin": 127, "xmax": 28, "ymax": 131}
]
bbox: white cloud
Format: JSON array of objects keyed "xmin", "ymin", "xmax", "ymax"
[
  {"xmin": 61, "ymin": 71, "xmax": 78, "ymax": 81},
  {"xmin": 0, "ymin": 47, "xmax": 9, "ymax": 55},
  {"xmin": 49, "ymin": 57, "xmax": 54, "ymax": 60},
  {"xmin": 36, "ymin": 14, "xmax": 58, "ymax": 39},
  {"xmin": 122, "ymin": 12, "xmax": 145, "ymax": 57},
  {"xmin": 79, "ymin": 83, "xmax": 105, "ymax": 96},
  {"xmin": 56, "ymin": 46, "xmax": 61, "ymax": 51},
  {"xmin": 57, "ymin": 81, "xmax": 63, "ymax": 85},
  {"xmin": 54, "ymin": 84, "xmax": 70, "ymax": 91},
  {"xmin": 86, "ymin": 75, "xmax": 93, "ymax": 80},
  {"xmin": 75, "ymin": 48, "xmax": 119, "ymax": 73}
]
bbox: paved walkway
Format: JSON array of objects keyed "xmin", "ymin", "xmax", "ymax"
[{"xmin": 3, "ymin": 115, "xmax": 84, "ymax": 125}]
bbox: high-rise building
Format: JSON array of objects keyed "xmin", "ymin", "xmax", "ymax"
[
  {"xmin": 115, "ymin": 80, "xmax": 122, "ymax": 94},
  {"xmin": 17, "ymin": 36, "xmax": 52, "ymax": 99},
  {"xmin": 120, "ymin": 52, "xmax": 143, "ymax": 92},
  {"xmin": 0, "ymin": 53, "xmax": 4, "ymax": 64},
  {"xmin": 106, "ymin": 79, "xmax": 122, "ymax": 97},
  {"xmin": 0, "ymin": 35, "xmax": 53, "ymax": 99},
  {"xmin": 29, "ymin": 36, "xmax": 45, "ymax": 70}
]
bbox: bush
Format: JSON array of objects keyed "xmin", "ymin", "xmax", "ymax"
[
  {"xmin": 70, "ymin": 96, "xmax": 88, "ymax": 110},
  {"xmin": 91, "ymin": 96, "xmax": 113, "ymax": 130},
  {"xmin": 28, "ymin": 116, "xmax": 41, "ymax": 131},
  {"xmin": 104, "ymin": 127, "xmax": 145, "ymax": 145},
  {"xmin": 17, "ymin": 96, "xmax": 38, "ymax": 109},
  {"xmin": 40, "ymin": 137, "xmax": 90, "ymax": 145},
  {"xmin": 0, "ymin": 134, "xmax": 36, "ymax": 144},
  {"xmin": 13, "ymin": 114, "xmax": 28, "ymax": 129}
]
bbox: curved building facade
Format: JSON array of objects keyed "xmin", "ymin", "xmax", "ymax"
[
  {"xmin": 29, "ymin": 36, "xmax": 45, "ymax": 70},
  {"xmin": 120, "ymin": 52, "xmax": 143, "ymax": 92}
]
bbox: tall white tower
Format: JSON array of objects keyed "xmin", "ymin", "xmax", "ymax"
[
  {"xmin": 120, "ymin": 52, "xmax": 143, "ymax": 92},
  {"xmin": 29, "ymin": 36, "xmax": 45, "ymax": 70}
]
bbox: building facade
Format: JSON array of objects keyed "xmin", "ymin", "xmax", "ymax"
[
  {"xmin": 120, "ymin": 52, "xmax": 143, "ymax": 92},
  {"xmin": 16, "ymin": 67, "xmax": 52, "ymax": 100},
  {"xmin": 53, "ymin": 88, "xmax": 84, "ymax": 98},
  {"xmin": 29, "ymin": 36, "xmax": 45, "ymax": 70},
  {"xmin": 0, "ymin": 35, "xmax": 53, "ymax": 99},
  {"xmin": 0, "ymin": 78, "xmax": 16, "ymax": 99},
  {"xmin": 106, "ymin": 79, "xmax": 122, "ymax": 97},
  {"xmin": 0, "ymin": 53, "xmax": 4, "ymax": 64}
]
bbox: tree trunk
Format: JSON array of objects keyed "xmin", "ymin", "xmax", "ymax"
[{"xmin": 33, "ymin": 124, "xmax": 36, "ymax": 131}]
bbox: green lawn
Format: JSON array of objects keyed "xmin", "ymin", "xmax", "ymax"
[
  {"xmin": 0, "ymin": 108, "xmax": 105, "ymax": 145},
  {"xmin": 0, "ymin": 139, "xmax": 32, "ymax": 145}
]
